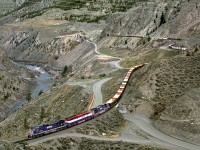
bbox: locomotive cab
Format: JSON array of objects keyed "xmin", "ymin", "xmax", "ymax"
[
  {"xmin": 28, "ymin": 133, "xmax": 32, "ymax": 139},
  {"xmin": 28, "ymin": 129, "xmax": 33, "ymax": 139}
]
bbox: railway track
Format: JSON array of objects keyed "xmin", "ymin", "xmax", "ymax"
[
  {"xmin": 12, "ymin": 34, "xmax": 198, "ymax": 150},
  {"xmin": 12, "ymin": 63, "xmax": 145, "ymax": 143},
  {"xmin": 110, "ymin": 35, "xmax": 183, "ymax": 40}
]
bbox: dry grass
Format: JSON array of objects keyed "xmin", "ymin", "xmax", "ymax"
[
  {"xmin": 26, "ymin": 137, "xmax": 167, "ymax": 150},
  {"xmin": 75, "ymin": 109, "xmax": 127, "ymax": 137},
  {"xmin": 0, "ymin": 85, "xmax": 91, "ymax": 140}
]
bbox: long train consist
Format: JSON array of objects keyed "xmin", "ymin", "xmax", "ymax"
[
  {"xmin": 28, "ymin": 64, "xmax": 145, "ymax": 139},
  {"xmin": 168, "ymin": 43, "xmax": 187, "ymax": 51}
]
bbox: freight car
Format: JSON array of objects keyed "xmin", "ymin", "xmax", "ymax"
[
  {"xmin": 107, "ymin": 64, "xmax": 144, "ymax": 106},
  {"xmin": 168, "ymin": 43, "xmax": 187, "ymax": 51}
]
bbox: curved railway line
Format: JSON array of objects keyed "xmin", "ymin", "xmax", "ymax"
[
  {"xmin": 13, "ymin": 66, "xmax": 144, "ymax": 145},
  {"xmin": 14, "ymin": 62, "xmax": 144, "ymax": 140},
  {"xmin": 12, "ymin": 36, "xmax": 145, "ymax": 143},
  {"xmin": 12, "ymin": 36, "xmax": 199, "ymax": 150}
]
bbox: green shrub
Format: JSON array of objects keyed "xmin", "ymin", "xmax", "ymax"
[
  {"xmin": 38, "ymin": 90, "xmax": 43, "ymax": 96},
  {"xmin": 61, "ymin": 66, "xmax": 68, "ymax": 77},
  {"xmin": 26, "ymin": 92, "xmax": 32, "ymax": 101},
  {"xmin": 99, "ymin": 73, "xmax": 106, "ymax": 78},
  {"xmin": 24, "ymin": 117, "xmax": 29, "ymax": 129}
]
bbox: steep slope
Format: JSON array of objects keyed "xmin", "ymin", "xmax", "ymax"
[
  {"xmin": 0, "ymin": 21, "xmax": 79, "ymax": 66},
  {"xmin": 0, "ymin": 0, "xmax": 150, "ymax": 25},
  {"xmin": 0, "ymin": 85, "xmax": 91, "ymax": 140},
  {"xmin": 0, "ymin": 0, "xmax": 25, "ymax": 16},
  {"xmin": 0, "ymin": 19, "xmax": 114, "ymax": 78},
  {"xmin": 102, "ymin": 0, "xmax": 200, "ymax": 48},
  {"xmin": 0, "ymin": 0, "xmax": 200, "ymax": 148},
  {"xmin": 93, "ymin": 0, "xmax": 200, "ymax": 144},
  {"xmin": 119, "ymin": 49, "xmax": 200, "ymax": 143},
  {"xmin": 0, "ymin": 48, "xmax": 31, "ymax": 122}
]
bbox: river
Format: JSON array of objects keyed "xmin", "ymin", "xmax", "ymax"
[{"xmin": 8, "ymin": 65, "xmax": 54, "ymax": 115}]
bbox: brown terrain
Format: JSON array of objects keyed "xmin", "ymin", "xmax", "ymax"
[{"xmin": 0, "ymin": 0, "xmax": 199, "ymax": 149}]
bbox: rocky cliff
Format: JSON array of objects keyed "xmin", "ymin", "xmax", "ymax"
[
  {"xmin": 102, "ymin": 0, "xmax": 200, "ymax": 47},
  {"xmin": 0, "ymin": 0, "xmax": 200, "ymax": 148}
]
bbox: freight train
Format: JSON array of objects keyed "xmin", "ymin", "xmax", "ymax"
[
  {"xmin": 28, "ymin": 64, "xmax": 144, "ymax": 139},
  {"xmin": 168, "ymin": 43, "xmax": 187, "ymax": 51}
]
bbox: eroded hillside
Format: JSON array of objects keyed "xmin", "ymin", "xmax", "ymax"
[
  {"xmin": 0, "ymin": 0, "xmax": 199, "ymax": 149},
  {"xmin": 0, "ymin": 48, "xmax": 32, "ymax": 122},
  {"xmin": 0, "ymin": 85, "xmax": 91, "ymax": 140}
]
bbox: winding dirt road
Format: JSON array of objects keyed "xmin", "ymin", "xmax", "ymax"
[
  {"xmin": 87, "ymin": 40, "xmax": 124, "ymax": 69},
  {"xmin": 124, "ymin": 114, "xmax": 200, "ymax": 150},
  {"xmin": 87, "ymin": 40, "xmax": 200, "ymax": 150},
  {"xmin": 92, "ymin": 78, "xmax": 112, "ymax": 108},
  {"xmin": 26, "ymin": 128, "xmax": 182, "ymax": 150},
  {"xmin": 24, "ymin": 36, "xmax": 200, "ymax": 150}
]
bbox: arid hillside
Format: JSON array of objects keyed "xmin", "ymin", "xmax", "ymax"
[
  {"xmin": 0, "ymin": 85, "xmax": 91, "ymax": 140},
  {"xmin": 0, "ymin": 0, "xmax": 199, "ymax": 149},
  {"xmin": 0, "ymin": 48, "xmax": 31, "ymax": 122}
]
